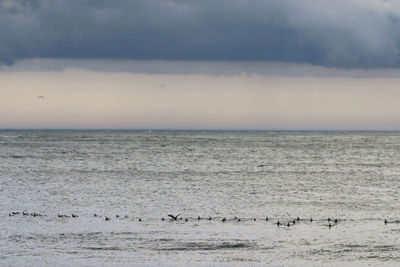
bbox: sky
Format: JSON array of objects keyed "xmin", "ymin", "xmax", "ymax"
[{"xmin": 1, "ymin": 0, "xmax": 400, "ymax": 130}]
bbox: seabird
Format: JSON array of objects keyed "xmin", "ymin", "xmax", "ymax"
[
  {"xmin": 222, "ymin": 218, "xmax": 226, "ymax": 222},
  {"xmin": 385, "ymin": 219, "xmax": 388, "ymax": 225},
  {"xmin": 105, "ymin": 217, "xmax": 110, "ymax": 221},
  {"xmin": 168, "ymin": 214, "xmax": 181, "ymax": 221},
  {"xmin": 328, "ymin": 223, "xmax": 332, "ymax": 229},
  {"xmin": 265, "ymin": 217, "xmax": 269, "ymax": 221},
  {"xmin": 276, "ymin": 220, "xmax": 280, "ymax": 226}
]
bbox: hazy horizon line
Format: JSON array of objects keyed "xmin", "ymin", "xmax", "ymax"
[{"xmin": 2, "ymin": 128, "xmax": 400, "ymax": 133}]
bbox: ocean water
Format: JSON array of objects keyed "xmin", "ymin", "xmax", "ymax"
[{"xmin": 1, "ymin": 130, "xmax": 400, "ymax": 266}]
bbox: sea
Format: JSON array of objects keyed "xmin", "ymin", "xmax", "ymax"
[{"xmin": 1, "ymin": 130, "xmax": 400, "ymax": 266}]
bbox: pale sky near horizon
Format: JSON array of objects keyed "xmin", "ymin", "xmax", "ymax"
[{"xmin": 2, "ymin": 59, "xmax": 400, "ymax": 130}]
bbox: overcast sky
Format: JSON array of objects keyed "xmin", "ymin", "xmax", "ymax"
[
  {"xmin": 2, "ymin": 0, "xmax": 400, "ymax": 68},
  {"xmin": 2, "ymin": 0, "xmax": 400, "ymax": 130}
]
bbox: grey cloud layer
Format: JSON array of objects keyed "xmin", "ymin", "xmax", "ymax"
[{"xmin": 1, "ymin": 0, "xmax": 400, "ymax": 68}]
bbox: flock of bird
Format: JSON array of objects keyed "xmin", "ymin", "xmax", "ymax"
[
  {"xmin": 9, "ymin": 211, "xmax": 398, "ymax": 229},
  {"xmin": 7, "ymin": 211, "xmax": 364, "ymax": 229}
]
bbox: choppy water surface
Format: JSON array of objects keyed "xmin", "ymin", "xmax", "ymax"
[{"xmin": 1, "ymin": 130, "xmax": 400, "ymax": 266}]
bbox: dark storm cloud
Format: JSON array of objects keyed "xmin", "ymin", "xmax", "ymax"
[{"xmin": 1, "ymin": 0, "xmax": 400, "ymax": 68}]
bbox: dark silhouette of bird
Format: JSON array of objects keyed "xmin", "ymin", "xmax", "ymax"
[
  {"xmin": 198, "ymin": 216, "xmax": 201, "ymax": 220},
  {"xmin": 222, "ymin": 218, "xmax": 226, "ymax": 222},
  {"xmin": 265, "ymin": 216, "xmax": 269, "ymax": 221},
  {"xmin": 105, "ymin": 217, "xmax": 110, "ymax": 221},
  {"xmin": 162, "ymin": 217, "xmax": 165, "ymax": 221},
  {"xmin": 329, "ymin": 223, "xmax": 332, "ymax": 229},
  {"xmin": 385, "ymin": 219, "xmax": 388, "ymax": 225},
  {"xmin": 276, "ymin": 220, "xmax": 280, "ymax": 226},
  {"xmin": 168, "ymin": 214, "xmax": 181, "ymax": 221}
]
